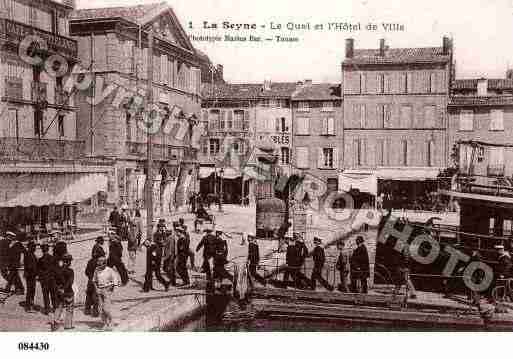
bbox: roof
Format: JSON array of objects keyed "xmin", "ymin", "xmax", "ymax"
[
  {"xmin": 453, "ymin": 79, "xmax": 513, "ymax": 90},
  {"xmin": 70, "ymin": 2, "xmax": 166, "ymax": 24},
  {"xmin": 449, "ymin": 95, "xmax": 513, "ymax": 107},
  {"xmin": 292, "ymin": 83, "xmax": 341, "ymax": 100},
  {"xmin": 202, "ymin": 83, "xmax": 298, "ymax": 100},
  {"xmin": 344, "ymin": 47, "xmax": 450, "ymax": 65}
]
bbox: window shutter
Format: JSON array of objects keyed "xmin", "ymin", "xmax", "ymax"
[
  {"xmin": 352, "ymin": 104, "xmax": 360, "ymax": 128},
  {"xmin": 376, "ymin": 104, "xmax": 384, "ymax": 128},
  {"xmin": 360, "ymin": 104, "xmax": 366, "ymax": 128},
  {"xmin": 329, "ymin": 117, "xmax": 335, "ymax": 135},
  {"xmin": 321, "ymin": 117, "xmax": 327, "ymax": 135},
  {"xmin": 244, "ymin": 110, "xmax": 251, "ymax": 130},
  {"xmin": 385, "ymin": 139, "xmax": 392, "ymax": 166},
  {"xmin": 353, "ymin": 139, "xmax": 359, "ymax": 167},
  {"xmin": 407, "ymin": 73, "xmax": 414, "ymax": 93},
  {"xmin": 333, "ymin": 148, "xmax": 339, "ymax": 169},
  {"xmin": 317, "ymin": 148, "xmax": 323, "ymax": 169}
]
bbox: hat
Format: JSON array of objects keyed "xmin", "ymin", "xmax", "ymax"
[
  {"xmin": 6, "ymin": 231, "xmax": 16, "ymax": 238},
  {"xmin": 495, "ymin": 245, "xmax": 505, "ymax": 250},
  {"xmin": 41, "ymin": 243, "xmax": 50, "ymax": 252},
  {"xmin": 95, "ymin": 236, "xmax": 105, "ymax": 243},
  {"xmin": 356, "ymin": 236, "xmax": 365, "ymax": 244},
  {"xmin": 49, "ymin": 230, "xmax": 62, "ymax": 235},
  {"xmin": 314, "ymin": 237, "xmax": 322, "ymax": 244},
  {"xmin": 216, "ymin": 230, "xmax": 223, "ymax": 236},
  {"xmin": 62, "ymin": 254, "xmax": 73, "ymax": 261},
  {"xmin": 203, "ymin": 228, "xmax": 213, "ymax": 233},
  {"xmin": 158, "ymin": 218, "xmax": 166, "ymax": 223},
  {"xmin": 121, "ymin": 204, "xmax": 129, "ymax": 210}
]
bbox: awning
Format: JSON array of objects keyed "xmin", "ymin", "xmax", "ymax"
[
  {"xmin": 376, "ymin": 168, "xmax": 441, "ymax": 181},
  {"xmin": 339, "ymin": 172, "xmax": 378, "ymax": 196},
  {"xmin": 0, "ymin": 172, "xmax": 108, "ymax": 208},
  {"xmin": 199, "ymin": 167, "xmax": 215, "ymax": 179}
]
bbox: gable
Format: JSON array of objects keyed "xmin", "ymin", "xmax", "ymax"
[{"xmin": 142, "ymin": 8, "xmax": 194, "ymax": 52}]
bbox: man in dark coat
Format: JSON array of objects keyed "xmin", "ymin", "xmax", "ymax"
[
  {"xmin": 196, "ymin": 228, "xmax": 217, "ymax": 281},
  {"xmin": 0, "ymin": 232, "xmax": 12, "ymax": 281},
  {"xmin": 92, "ymin": 237, "xmax": 106, "ymax": 260},
  {"xmin": 107, "ymin": 232, "xmax": 128, "ymax": 285},
  {"xmin": 283, "ymin": 236, "xmax": 299, "ymax": 288},
  {"xmin": 336, "ymin": 241, "xmax": 350, "ymax": 292},
  {"xmin": 24, "ymin": 241, "xmax": 38, "ymax": 312},
  {"xmin": 213, "ymin": 231, "xmax": 233, "ymax": 282},
  {"xmin": 51, "ymin": 231, "xmax": 67, "ymax": 263},
  {"xmin": 162, "ymin": 229, "xmax": 176, "ymax": 286},
  {"xmin": 350, "ymin": 236, "xmax": 370, "ymax": 294},
  {"xmin": 108, "ymin": 207, "xmax": 120, "ymax": 230},
  {"xmin": 84, "ymin": 252, "xmax": 100, "ymax": 317},
  {"xmin": 37, "ymin": 243, "xmax": 57, "ymax": 315},
  {"xmin": 496, "ymin": 245, "xmax": 512, "ymax": 279},
  {"xmin": 295, "ymin": 235, "xmax": 311, "ymax": 288},
  {"xmin": 52, "ymin": 254, "xmax": 74, "ymax": 331},
  {"xmin": 4, "ymin": 233, "xmax": 25, "ymax": 295},
  {"xmin": 176, "ymin": 231, "xmax": 190, "ymax": 286},
  {"xmin": 310, "ymin": 237, "xmax": 334, "ymax": 291},
  {"xmin": 248, "ymin": 235, "xmax": 266, "ymax": 286},
  {"xmin": 143, "ymin": 236, "xmax": 170, "ymax": 292}
]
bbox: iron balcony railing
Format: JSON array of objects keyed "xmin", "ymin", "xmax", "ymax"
[{"xmin": 0, "ymin": 138, "xmax": 85, "ymax": 160}]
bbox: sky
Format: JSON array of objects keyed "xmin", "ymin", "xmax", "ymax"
[{"xmin": 75, "ymin": 0, "xmax": 513, "ymax": 84}]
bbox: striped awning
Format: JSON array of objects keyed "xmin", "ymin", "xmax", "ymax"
[{"xmin": 0, "ymin": 172, "xmax": 108, "ymax": 208}]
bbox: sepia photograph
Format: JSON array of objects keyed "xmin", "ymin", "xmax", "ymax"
[{"xmin": 1, "ymin": 0, "xmax": 513, "ymax": 345}]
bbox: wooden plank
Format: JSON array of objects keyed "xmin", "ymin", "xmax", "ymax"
[
  {"xmin": 252, "ymin": 299, "xmax": 513, "ymax": 329},
  {"xmin": 251, "ymin": 287, "xmax": 406, "ymax": 307}
]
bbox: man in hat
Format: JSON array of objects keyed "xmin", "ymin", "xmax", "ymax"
[
  {"xmin": 336, "ymin": 241, "xmax": 350, "ymax": 292},
  {"xmin": 4, "ymin": 232, "xmax": 25, "ymax": 295},
  {"xmin": 213, "ymin": 230, "xmax": 233, "ymax": 282},
  {"xmin": 247, "ymin": 234, "xmax": 266, "ymax": 286},
  {"xmin": 310, "ymin": 237, "xmax": 334, "ymax": 291},
  {"xmin": 107, "ymin": 231, "xmax": 128, "ymax": 285},
  {"xmin": 295, "ymin": 234, "xmax": 310, "ymax": 288},
  {"xmin": 283, "ymin": 235, "xmax": 300, "ymax": 288},
  {"xmin": 93, "ymin": 256, "xmax": 119, "ymax": 330},
  {"xmin": 108, "ymin": 206, "xmax": 121, "ymax": 232},
  {"xmin": 496, "ymin": 244, "xmax": 512, "ymax": 279},
  {"xmin": 37, "ymin": 243, "xmax": 57, "ymax": 315},
  {"xmin": 162, "ymin": 228, "xmax": 177, "ymax": 286},
  {"xmin": 52, "ymin": 253, "xmax": 74, "ymax": 331},
  {"xmin": 92, "ymin": 237, "xmax": 106, "ymax": 260},
  {"xmin": 178, "ymin": 221, "xmax": 196, "ymax": 271},
  {"xmin": 143, "ymin": 236, "xmax": 171, "ymax": 292},
  {"xmin": 0, "ymin": 232, "xmax": 13, "ymax": 281},
  {"xmin": 196, "ymin": 228, "xmax": 217, "ymax": 281},
  {"xmin": 84, "ymin": 251, "xmax": 100, "ymax": 317},
  {"xmin": 176, "ymin": 230, "xmax": 190, "ymax": 286},
  {"xmin": 350, "ymin": 236, "xmax": 370, "ymax": 294},
  {"xmin": 52, "ymin": 231, "xmax": 67, "ymax": 264},
  {"xmin": 24, "ymin": 240, "xmax": 38, "ymax": 312}
]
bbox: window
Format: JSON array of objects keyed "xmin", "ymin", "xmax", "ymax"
[
  {"xmin": 298, "ymin": 101, "xmax": 310, "ymax": 112},
  {"xmin": 360, "ymin": 73, "xmax": 367, "ymax": 93},
  {"xmin": 1, "ymin": 108, "xmax": 18, "ymax": 138},
  {"xmin": 322, "ymin": 101, "xmax": 334, "ymax": 112},
  {"xmin": 424, "ymin": 105, "xmax": 436, "ymax": 128},
  {"xmin": 243, "ymin": 110, "xmax": 250, "ymax": 131},
  {"xmin": 34, "ymin": 111, "xmax": 43, "ymax": 137},
  {"xmin": 427, "ymin": 140, "xmax": 435, "ymax": 167},
  {"xmin": 323, "ymin": 117, "xmax": 336, "ymax": 135},
  {"xmin": 209, "ymin": 139, "xmax": 220, "ymax": 155},
  {"xmin": 57, "ymin": 115, "xmax": 65, "ymax": 138},
  {"xmin": 377, "ymin": 139, "xmax": 385, "ymax": 166},
  {"xmin": 354, "ymin": 139, "xmax": 363, "ymax": 166},
  {"xmin": 378, "ymin": 74, "xmax": 385, "ymax": 94},
  {"xmin": 276, "ymin": 117, "xmax": 288, "ymax": 132},
  {"xmin": 239, "ymin": 140, "xmax": 246, "ymax": 155},
  {"xmin": 401, "ymin": 73, "xmax": 408, "ymax": 93},
  {"xmin": 296, "ymin": 147, "xmax": 309, "ymax": 168},
  {"xmin": 459, "ymin": 110, "xmax": 474, "ymax": 131},
  {"xmin": 490, "ymin": 147, "xmax": 505, "ymax": 166},
  {"xmin": 378, "ymin": 104, "xmax": 391, "ymax": 128},
  {"xmin": 234, "ymin": 110, "xmax": 244, "ymax": 130},
  {"xmin": 490, "ymin": 109, "xmax": 504, "ymax": 131},
  {"xmin": 359, "ymin": 104, "xmax": 366, "ymax": 128},
  {"xmin": 125, "ymin": 113, "xmax": 131, "ymax": 141},
  {"xmin": 401, "ymin": 140, "xmax": 408, "ymax": 166},
  {"xmin": 201, "ymin": 140, "xmax": 208, "ymax": 155},
  {"xmin": 209, "ymin": 110, "xmax": 220, "ymax": 130},
  {"xmin": 269, "ymin": 100, "xmax": 278, "ymax": 108},
  {"xmin": 477, "ymin": 80, "xmax": 488, "ymax": 97},
  {"xmin": 406, "ymin": 73, "xmax": 414, "ymax": 93},
  {"xmin": 322, "ymin": 148, "xmax": 334, "ymax": 168},
  {"xmin": 296, "ymin": 117, "xmax": 310, "ymax": 135},
  {"xmin": 400, "ymin": 105, "xmax": 413, "ymax": 128},
  {"xmin": 281, "ymin": 147, "xmax": 290, "ymax": 165},
  {"xmin": 224, "ymin": 111, "xmax": 230, "ymax": 129},
  {"xmin": 429, "ymin": 73, "xmax": 437, "ymax": 93}
]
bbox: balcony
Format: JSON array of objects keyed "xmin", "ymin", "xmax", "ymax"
[
  {"xmin": 0, "ymin": 138, "xmax": 85, "ymax": 161},
  {"xmin": 126, "ymin": 142, "xmax": 187, "ymax": 162}
]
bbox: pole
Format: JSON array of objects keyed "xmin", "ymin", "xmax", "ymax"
[
  {"xmin": 145, "ymin": 31, "xmax": 154, "ymax": 243},
  {"xmin": 219, "ymin": 169, "xmax": 224, "ymax": 212}
]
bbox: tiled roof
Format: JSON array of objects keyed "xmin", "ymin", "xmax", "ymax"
[
  {"xmin": 70, "ymin": 2, "xmax": 165, "ymax": 23},
  {"xmin": 202, "ymin": 83, "xmax": 298, "ymax": 100},
  {"xmin": 453, "ymin": 79, "xmax": 513, "ymax": 90},
  {"xmin": 449, "ymin": 95, "xmax": 513, "ymax": 106},
  {"xmin": 344, "ymin": 47, "xmax": 450, "ymax": 65},
  {"xmin": 292, "ymin": 83, "xmax": 341, "ymax": 100}
]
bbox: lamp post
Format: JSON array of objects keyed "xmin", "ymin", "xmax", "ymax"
[{"xmin": 219, "ymin": 167, "xmax": 224, "ymax": 212}]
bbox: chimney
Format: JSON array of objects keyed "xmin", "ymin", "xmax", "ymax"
[
  {"xmin": 345, "ymin": 38, "xmax": 354, "ymax": 58},
  {"xmin": 304, "ymin": 79, "xmax": 312, "ymax": 85},
  {"xmin": 379, "ymin": 39, "xmax": 386, "ymax": 57},
  {"xmin": 506, "ymin": 69, "xmax": 513, "ymax": 80},
  {"xmin": 442, "ymin": 36, "xmax": 451, "ymax": 55},
  {"xmin": 263, "ymin": 80, "xmax": 272, "ymax": 91}
]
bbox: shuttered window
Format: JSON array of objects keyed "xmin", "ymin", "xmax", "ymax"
[
  {"xmin": 296, "ymin": 147, "xmax": 309, "ymax": 168},
  {"xmin": 400, "ymin": 105, "xmax": 413, "ymax": 128},
  {"xmin": 323, "ymin": 117, "xmax": 335, "ymax": 135},
  {"xmin": 424, "ymin": 105, "xmax": 436, "ymax": 128},
  {"xmin": 490, "ymin": 109, "xmax": 504, "ymax": 131},
  {"xmin": 296, "ymin": 117, "xmax": 310, "ymax": 135},
  {"xmin": 459, "ymin": 110, "xmax": 474, "ymax": 131}
]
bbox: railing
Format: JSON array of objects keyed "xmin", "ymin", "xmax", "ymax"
[
  {"xmin": 487, "ymin": 164, "xmax": 505, "ymax": 177},
  {"xmin": 0, "ymin": 138, "xmax": 85, "ymax": 160},
  {"xmin": 126, "ymin": 142, "xmax": 187, "ymax": 161}
]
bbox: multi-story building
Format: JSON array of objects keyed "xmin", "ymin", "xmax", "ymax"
[
  {"xmin": 0, "ymin": 0, "xmax": 112, "ymax": 232},
  {"xmin": 340, "ymin": 37, "xmax": 453, "ymax": 207},
  {"xmin": 200, "ymin": 81, "xmax": 296, "ymax": 204},
  {"xmin": 291, "ymin": 81, "xmax": 343, "ymax": 193},
  {"xmin": 449, "ymin": 75, "xmax": 513, "ymax": 177},
  {"xmin": 69, "ymin": 3, "xmax": 203, "ymax": 214}
]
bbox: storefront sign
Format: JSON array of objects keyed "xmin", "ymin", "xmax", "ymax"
[
  {"xmin": 270, "ymin": 134, "xmax": 290, "ymax": 145},
  {"xmin": 0, "ymin": 18, "xmax": 78, "ymax": 59}
]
